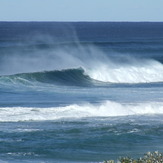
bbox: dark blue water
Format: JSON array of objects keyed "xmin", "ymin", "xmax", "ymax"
[{"xmin": 0, "ymin": 22, "xmax": 163, "ymax": 163}]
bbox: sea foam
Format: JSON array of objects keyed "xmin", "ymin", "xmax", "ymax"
[
  {"xmin": 86, "ymin": 59, "xmax": 163, "ymax": 83},
  {"xmin": 0, "ymin": 101, "xmax": 163, "ymax": 122}
]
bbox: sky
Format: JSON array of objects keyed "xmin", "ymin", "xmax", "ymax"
[{"xmin": 0, "ymin": 0, "xmax": 163, "ymax": 22}]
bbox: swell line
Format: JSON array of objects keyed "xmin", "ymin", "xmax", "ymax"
[{"xmin": 1, "ymin": 61, "xmax": 163, "ymax": 87}]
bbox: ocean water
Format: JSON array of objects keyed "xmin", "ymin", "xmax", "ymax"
[{"xmin": 0, "ymin": 22, "xmax": 163, "ymax": 163}]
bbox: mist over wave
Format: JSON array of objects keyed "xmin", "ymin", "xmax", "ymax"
[
  {"xmin": 0, "ymin": 101, "xmax": 163, "ymax": 122},
  {"xmin": 1, "ymin": 44, "xmax": 163, "ymax": 84},
  {"xmin": 1, "ymin": 30, "xmax": 163, "ymax": 84}
]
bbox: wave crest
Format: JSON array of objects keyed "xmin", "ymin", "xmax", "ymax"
[
  {"xmin": 86, "ymin": 59, "xmax": 163, "ymax": 83},
  {"xmin": 1, "ymin": 59, "xmax": 163, "ymax": 86}
]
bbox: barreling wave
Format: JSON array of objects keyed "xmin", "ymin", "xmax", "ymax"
[
  {"xmin": 1, "ymin": 59, "xmax": 163, "ymax": 87},
  {"xmin": 0, "ymin": 101, "xmax": 163, "ymax": 122},
  {"xmin": 0, "ymin": 68, "xmax": 94, "ymax": 87}
]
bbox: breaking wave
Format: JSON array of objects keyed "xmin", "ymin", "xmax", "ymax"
[
  {"xmin": 87, "ymin": 59, "xmax": 163, "ymax": 83},
  {"xmin": 1, "ymin": 34, "xmax": 163, "ymax": 85},
  {"xmin": 0, "ymin": 101, "xmax": 163, "ymax": 122},
  {"xmin": 1, "ymin": 59, "xmax": 163, "ymax": 86}
]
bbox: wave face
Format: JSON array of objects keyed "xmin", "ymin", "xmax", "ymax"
[
  {"xmin": 0, "ymin": 68, "xmax": 94, "ymax": 86},
  {"xmin": 0, "ymin": 101, "xmax": 163, "ymax": 122}
]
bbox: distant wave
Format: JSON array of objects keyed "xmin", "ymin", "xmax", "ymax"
[{"xmin": 0, "ymin": 101, "xmax": 163, "ymax": 122}]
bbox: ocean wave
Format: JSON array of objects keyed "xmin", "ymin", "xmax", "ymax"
[
  {"xmin": 1, "ymin": 57, "xmax": 163, "ymax": 85},
  {"xmin": 0, "ymin": 101, "xmax": 163, "ymax": 122},
  {"xmin": 0, "ymin": 68, "xmax": 94, "ymax": 87}
]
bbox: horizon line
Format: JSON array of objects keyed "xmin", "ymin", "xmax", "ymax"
[{"xmin": 0, "ymin": 20, "xmax": 163, "ymax": 23}]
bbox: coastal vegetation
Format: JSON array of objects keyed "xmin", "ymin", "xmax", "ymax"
[{"xmin": 104, "ymin": 151, "xmax": 163, "ymax": 163}]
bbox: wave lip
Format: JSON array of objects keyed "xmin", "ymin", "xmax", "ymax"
[{"xmin": 0, "ymin": 101, "xmax": 163, "ymax": 122}]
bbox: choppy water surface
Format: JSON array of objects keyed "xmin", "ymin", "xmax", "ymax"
[{"xmin": 0, "ymin": 22, "xmax": 163, "ymax": 162}]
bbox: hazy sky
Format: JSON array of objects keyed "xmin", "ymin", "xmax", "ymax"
[{"xmin": 0, "ymin": 0, "xmax": 163, "ymax": 21}]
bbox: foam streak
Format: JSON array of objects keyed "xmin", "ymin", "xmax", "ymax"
[{"xmin": 0, "ymin": 101, "xmax": 163, "ymax": 122}]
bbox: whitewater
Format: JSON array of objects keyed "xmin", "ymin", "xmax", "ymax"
[
  {"xmin": 0, "ymin": 22, "xmax": 163, "ymax": 163},
  {"xmin": 1, "ymin": 101, "xmax": 163, "ymax": 122}
]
